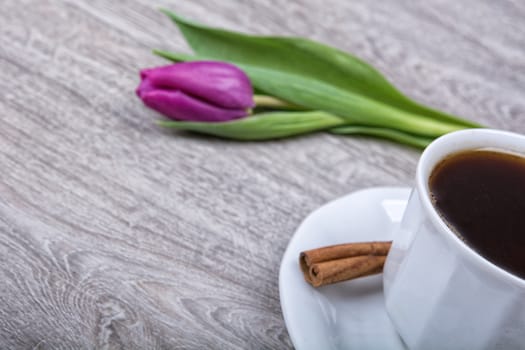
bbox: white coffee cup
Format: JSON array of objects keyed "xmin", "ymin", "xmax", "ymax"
[{"xmin": 383, "ymin": 129, "xmax": 525, "ymax": 349}]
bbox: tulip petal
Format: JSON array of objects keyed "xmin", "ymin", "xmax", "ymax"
[
  {"xmin": 141, "ymin": 89, "xmax": 247, "ymax": 122},
  {"xmin": 146, "ymin": 62, "xmax": 254, "ymax": 109},
  {"xmin": 135, "ymin": 72, "xmax": 155, "ymax": 98}
]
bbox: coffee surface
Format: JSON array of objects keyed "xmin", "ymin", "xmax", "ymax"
[{"xmin": 429, "ymin": 150, "xmax": 525, "ymax": 279}]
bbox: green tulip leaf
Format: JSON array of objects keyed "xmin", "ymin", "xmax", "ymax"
[
  {"xmin": 158, "ymin": 9, "xmax": 481, "ymax": 135},
  {"xmin": 330, "ymin": 125, "xmax": 432, "ymax": 149},
  {"xmin": 158, "ymin": 111, "xmax": 344, "ymax": 140}
]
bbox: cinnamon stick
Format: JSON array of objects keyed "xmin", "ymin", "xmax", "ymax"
[{"xmin": 299, "ymin": 241, "xmax": 392, "ymax": 287}]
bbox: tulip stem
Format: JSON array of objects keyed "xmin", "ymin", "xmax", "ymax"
[{"xmin": 253, "ymin": 94, "xmax": 304, "ymax": 110}]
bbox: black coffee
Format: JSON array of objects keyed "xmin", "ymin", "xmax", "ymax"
[{"xmin": 429, "ymin": 149, "xmax": 525, "ymax": 279}]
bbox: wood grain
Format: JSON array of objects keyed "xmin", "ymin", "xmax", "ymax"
[{"xmin": 0, "ymin": 0, "xmax": 524, "ymax": 348}]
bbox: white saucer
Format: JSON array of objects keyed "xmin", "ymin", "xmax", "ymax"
[{"xmin": 279, "ymin": 187, "xmax": 411, "ymax": 350}]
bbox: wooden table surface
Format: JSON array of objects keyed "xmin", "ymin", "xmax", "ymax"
[{"xmin": 1, "ymin": 0, "xmax": 524, "ymax": 348}]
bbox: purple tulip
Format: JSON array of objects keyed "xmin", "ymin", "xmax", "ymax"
[{"xmin": 136, "ymin": 61, "xmax": 254, "ymax": 122}]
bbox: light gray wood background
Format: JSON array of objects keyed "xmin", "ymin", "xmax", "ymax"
[{"xmin": 1, "ymin": 0, "xmax": 524, "ymax": 348}]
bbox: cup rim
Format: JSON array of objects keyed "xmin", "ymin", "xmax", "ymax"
[{"xmin": 416, "ymin": 128, "xmax": 525, "ymax": 288}]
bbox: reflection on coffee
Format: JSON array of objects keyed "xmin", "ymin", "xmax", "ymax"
[{"xmin": 429, "ymin": 150, "xmax": 525, "ymax": 279}]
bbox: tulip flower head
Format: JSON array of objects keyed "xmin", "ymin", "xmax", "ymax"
[{"xmin": 136, "ymin": 61, "xmax": 254, "ymax": 122}]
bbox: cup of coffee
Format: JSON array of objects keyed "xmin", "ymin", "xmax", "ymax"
[{"xmin": 383, "ymin": 129, "xmax": 525, "ymax": 349}]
